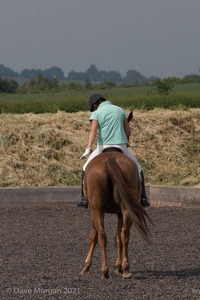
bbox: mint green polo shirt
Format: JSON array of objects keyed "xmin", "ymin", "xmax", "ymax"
[{"xmin": 89, "ymin": 100, "xmax": 128, "ymax": 145}]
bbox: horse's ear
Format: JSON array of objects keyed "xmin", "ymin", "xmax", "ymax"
[{"xmin": 127, "ymin": 111, "xmax": 133, "ymax": 123}]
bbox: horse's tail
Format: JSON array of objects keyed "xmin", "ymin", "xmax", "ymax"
[{"xmin": 106, "ymin": 157, "xmax": 152, "ymax": 244}]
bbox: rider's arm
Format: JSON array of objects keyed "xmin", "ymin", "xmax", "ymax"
[{"xmin": 87, "ymin": 120, "xmax": 98, "ymax": 148}]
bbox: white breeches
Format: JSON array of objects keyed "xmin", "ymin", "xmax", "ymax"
[{"xmin": 83, "ymin": 144, "xmax": 142, "ymax": 181}]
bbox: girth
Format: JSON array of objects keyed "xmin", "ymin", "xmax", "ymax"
[{"xmin": 102, "ymin": 147, "xmax": 122, "ymax": 153}]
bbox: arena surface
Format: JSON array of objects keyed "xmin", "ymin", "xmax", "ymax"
[{"xmin": 1, "ymin": 202, "xmax": 200, "ymax": 300}]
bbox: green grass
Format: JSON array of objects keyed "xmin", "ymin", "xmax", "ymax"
[{"xmin": 0, "ymin": 83, "xmax": 200, "ymax": 114}]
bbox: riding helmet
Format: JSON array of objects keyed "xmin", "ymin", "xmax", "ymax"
[{"xmin": 89, "ymin": 94, "xmax": 106, "ymax": 112}]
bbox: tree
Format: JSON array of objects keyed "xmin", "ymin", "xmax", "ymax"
[
  {"xmin": 19, "ymin": 74, "xmax": 59, "ymax": 93},
  {"xmin": 20, "ymin": 68, "xmax": 42, "ymax": 79},
  {"xmin": 67, "ymin": 70, "xmax": 86, "ymax": 81},
  {"xmin": 154, "ymin": 77, "xmax": 175, "ymax": 95},
  {"xmin": 21, "ymin": 66, "xmax": 65, "ymax": 80},
  {"xmin": 0, "ymin": 76, "xmax": 18, "ymax": 93},
  {"xmin": 124, "ymin": 69, "xmax": 147, "ymax": 83},
  {"xmin": 181, "ymin": 74, "xmax": 200, "ymax": 83},
  {"xmin": 100, "ymin": 71, "xmax": 122, "ymax": 82},
  {"xmin": 0, "ymin": 64, "xmax": 19, "ymax": 78},
  {"xmin": 43, "ymin": 66, "xmax": 65, "ymax": 79},
  {"xmin": 86, "ymin": 64, "xmax": 99, "ymax": 81}
]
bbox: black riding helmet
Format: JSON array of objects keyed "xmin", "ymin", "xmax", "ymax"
[{"xmin": 89, "ymin": 94, "xmax": 106, "ymax": 112}]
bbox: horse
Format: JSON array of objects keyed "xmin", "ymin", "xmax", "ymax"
[{"xmin": 80, "ymin": 150, "xmax": 152, "ymax": 279}]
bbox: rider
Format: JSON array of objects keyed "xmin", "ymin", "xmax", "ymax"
[{"xmin": 76, "ymin": 94, "xmax": 150, "ymax": 208}]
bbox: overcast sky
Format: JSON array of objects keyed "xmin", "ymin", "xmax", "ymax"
[{"xmin": 0, "ymin": 0, "xmax": 200, "ymax": 78}]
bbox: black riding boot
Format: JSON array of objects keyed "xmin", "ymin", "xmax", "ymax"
[
  {"xmin": 140, "ymin": 171, "xmax": 150, "ymax": 207},
  {"xmin": 76, "ymin": 170, "xmax": 88, "ymax": 208}
]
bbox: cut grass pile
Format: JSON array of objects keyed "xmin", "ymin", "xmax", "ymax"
[{"xmin": 0, "ymin": 108, "xmax": 199, "ymax": 187}]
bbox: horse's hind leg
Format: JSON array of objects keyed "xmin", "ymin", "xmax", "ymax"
[
  {"xmin": 115, "ymin": 213, "xmax": 123, "ymax": 275},
  {"xmin": 93, "ymin": 210, "xmax": 109, "ymax": 279},
  {"xmin": 81, "ymin": 227, "xmax": 98, "ymax": 276},
  {"xmin": 121, "ymin": 212, "xmax": 132, "ymax": 278}
]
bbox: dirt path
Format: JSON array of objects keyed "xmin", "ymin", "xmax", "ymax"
[{"xmin": 1, "ymin": 203, "xmax": 200, "ymax": 300}]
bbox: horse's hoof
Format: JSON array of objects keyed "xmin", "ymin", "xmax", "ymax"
[
  {"xmin": 115, "ymin": 269, "xmax": 123, "ymax": 276},
  {"xmin": 80, "ymin": 269, "xmax": 90, "ymax": 276},
  {"xmin": 101, "ymin": 273, "xmax": 109, "ymax": 279},
  {"xmin": 122, "ymin": 272, "xmax": 132, "ymax": 279}
]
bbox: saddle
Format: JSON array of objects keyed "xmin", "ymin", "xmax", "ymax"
[{"xmin": 102, "ymin": 147, "xmax": 122, "ymax": 153}]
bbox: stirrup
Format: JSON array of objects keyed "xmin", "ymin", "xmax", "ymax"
[
  {"xmin": 76, "ymin": 195, "xmax": 88, "ymax": 208},
  {"xmin": 141, "ymin": 197, "xmax": 150, "ymax": 208}
]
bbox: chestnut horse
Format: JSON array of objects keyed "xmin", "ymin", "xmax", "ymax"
[{"xmin": 81, "ymin": 151, "xmax": 152, "ymax": 279}]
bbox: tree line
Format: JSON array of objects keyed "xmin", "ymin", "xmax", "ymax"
[
  {"xmin": 1, "ymin": 63, "xmax": 200, "ymax": 94},
  {"xmin": 0, "ymin": 63, "xmax": 157, "ymax": 83}
]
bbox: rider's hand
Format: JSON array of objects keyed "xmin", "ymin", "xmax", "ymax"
[{"xmin": 80, "ymin": 147, "xmax": 92, "ymax": 160}]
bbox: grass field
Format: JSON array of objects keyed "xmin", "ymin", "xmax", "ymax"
[{"xmin": 0, "ymin": 82, "xmax": 200, "ymax": 114}]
